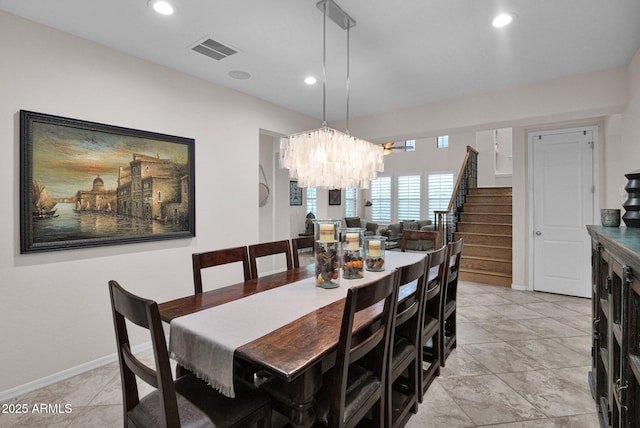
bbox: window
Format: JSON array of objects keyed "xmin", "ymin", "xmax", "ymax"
[
  {"xmin": 397, "ymin": 175, "xmax": 421, "ymax": 221},
  {"xmin": 306, "ymin": 187, "xmax": 317, "ymax": 216},
  {"xmin": 345, "ymin": 188, "xmax": 357, "ymax": 217},
  {"xmin": 405, "ymin": 139, "xmax": 416, "ymax": 152},
  {"xmin": 427, "ymin": 173, "xmax": 454, "ymax": 222},
  {"xmin": 369, "ymin": 176, "xmax": 391, "ymax": 222},
  {"xmin": 157, "ymin": 191, "xmax": 162, "ymax": 201},
  {"xmin": 437, "ymin": 135, "xmax": 449, "ymax": 149}
]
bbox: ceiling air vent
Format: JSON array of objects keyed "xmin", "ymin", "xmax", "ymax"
[{"xmin": 191, "ymin": 38, "xmax": 238, "ymax": 61}]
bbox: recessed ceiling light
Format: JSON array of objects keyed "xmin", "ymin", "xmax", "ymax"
[
  {"xmin": 229, "ymin": 70, "xmax": 251, "ymax": 80},
  {"xmin": 304, "ymin": 76, "xmax": 317, "ymax": 85},
  {"xmin": 150, "ymin": 1, "xmax": 174, "ymax": 16},
  {"xmin": 492, "ymin": 13, "xmax": 514, "ymax": 28}
]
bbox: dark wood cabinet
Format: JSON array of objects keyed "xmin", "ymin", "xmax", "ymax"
[{"xmin": 588, "ymin": 226, "xmax": 640, "ymax": 428}]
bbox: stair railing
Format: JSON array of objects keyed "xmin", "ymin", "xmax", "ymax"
[{"xmin": 435, "ymin": 145, "xmax": 478, "ymax": 244}]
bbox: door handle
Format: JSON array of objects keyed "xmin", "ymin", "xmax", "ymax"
[{"xmin": 535, "ymin": 231, "xmax": 542, "ymax": 236}]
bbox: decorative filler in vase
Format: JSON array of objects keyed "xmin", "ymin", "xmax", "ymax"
[
  {"xmin": 600, "ymin": 209, "xmax": 621, "ymax": 227},
  {"xmin": 623, "ymin": 169, "xmax": 640, "ymax": 228},
  {"xmin": 314, "ymin": 220, "xmax": 341, "ymax": 288},
  {"xmin": 364, "ymin": 236, "xmax": 387, "ymax": 272},
  {"xmin": 340, "ymin": 228, "xmax": 364, "ymax": 279}
]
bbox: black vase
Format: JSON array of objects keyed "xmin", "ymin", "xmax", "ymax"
[{"xmin": 623, "ymin": 169, "xmax": 640, "ymax": 228}]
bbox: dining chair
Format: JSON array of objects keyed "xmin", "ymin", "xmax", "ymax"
[
  {"xmin": 386, "ymin": 256, "xmax": 429, "ymax": 428},
  {"xmin": 248, "ymin": 240, "xmax": 293, "ymax": 278},
  {"xmin": 259, "ymin": 270, "xmax": 400, "ymax": 428},
  {"xmin": 192, "ymin": 246, "xmax": 252, "ymax": 294},
  {"xmin": 108, "ymin": 280, "xmax": 272, "ymax": 428},
  {"xmin": 420, "ymin": 245, "xmax": 447, "ymax": 399},
  {"xmin": 440, "ymin": 238, "xmax": 463, "ymax": 366},
  {"xmin": 400, "ymin": 230, "xmax": 441, "ymax": 253},
  {"xmin": 291, "ymin": 235, "xmax": 314, "ymax": 268}
]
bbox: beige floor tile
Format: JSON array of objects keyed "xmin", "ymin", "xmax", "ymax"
[
  {"xmin": 462, "ymin": 342, "xmax": 546, "ymax": 374},
  {"xmin": 548, "ymin": 413, "xmax": 601, "ymax": 428},
  {"xmin": 514, "ymin": 317, "xmax": 587, "ymax": 339},
  {"xmin": 497, "ymin": 369, "xmax": 596, "ymax": 418},
  {"xmin": 501, "ymin": 291, "xmax": 546, "ymax": 304},
  {"xmin": 439, "ymin": 374, "xmax": 546, "ymax": 425},
  {"xmin": 438, "ymin": 346, "xmax": 492, "ymax": 377},
  {"xmin": 548, "ymin": 335, "xmax": 592, "ymax": 357},
  {"xmin": 522, "ymin": 302, "xmax": 582, "ymax": 318},
  {"xmin": 405, "ymin": 381, "xmax": 475, "ymax": 428},
  {"xmin": 474, "ymin": 319, "xmax": 542, "ymax": 341},
  {"xmin": 457, "ymin": 305, "xmax": 508, "ymax": 322},
  {"xmin": 457, "ymin": 292, "xmax": 513, "ymax": 307},
  {"xmin": 551, "ymin": 313, "xmax": 592, "ymax": 334},
  {"xmin": 507, "ymin": 338, "xmax": 591, "ymax": 369},
  {"xmin": 67, "ymin": 404, "xmax": 121, "ymax": 428},
  {"xmin": 486, "ymin": 304, "xmax": 547, "ymax": 320},
  {"xmin": 534, "ymin": 293, "xmax": 589, "ymax": 304},
  {"xmin": 486, "ymin": 413, "xmax": 600, "ymax": 427},
  {"xmin": 456, "ymin": 322, "xmax": 503, "ymax": 345},
  {"xmin": 554, "ymin": 299, "xmax": 593, "ymax": 314}
]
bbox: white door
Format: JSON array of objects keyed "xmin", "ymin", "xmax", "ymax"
[{"xmin": 532, "ymin": 128, "xmax": 595, "ymax": 298}]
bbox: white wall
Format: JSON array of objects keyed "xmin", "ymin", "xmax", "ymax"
[
  {"xmin": 616, "ymin": 49, "xmax": 640, "ymax": 210},
  {"xmin": 0, "ymin": 11, "xmax": 317, "ymax": 397}
]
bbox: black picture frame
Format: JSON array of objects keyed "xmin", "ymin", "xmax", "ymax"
[
  {"xmin": 328, "ymin": 189, "xmax": 341, "ymax": 205},
  {"xmin": 289, "ymin": 180, "xmax": 302, "ymax": 206},
  {"xmin": 20, "ymin": 110, "xmax": 196, "ymax": 253}
]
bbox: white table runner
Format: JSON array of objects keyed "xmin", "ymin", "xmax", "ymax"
[{"xmin": 169, "ymin": 251, "xmax": 425, "ymax": 397}]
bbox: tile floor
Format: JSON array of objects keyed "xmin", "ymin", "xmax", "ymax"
[{"xmin": 0, "ymin": 281, "xmax": 599, "ymax": 427}]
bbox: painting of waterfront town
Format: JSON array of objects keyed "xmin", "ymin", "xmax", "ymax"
[{"xmin": 20, "ymin": 111, "xmax": 195, "ymax": 253}]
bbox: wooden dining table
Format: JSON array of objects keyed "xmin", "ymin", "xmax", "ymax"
[{"xmin": 158, "ymin": 251, "xmax": 425, "ymax": 428}]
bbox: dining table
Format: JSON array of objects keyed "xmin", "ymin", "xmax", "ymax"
[{"xmin": 158, "ymin": 250, "xmax": 426, "ymax": 428}]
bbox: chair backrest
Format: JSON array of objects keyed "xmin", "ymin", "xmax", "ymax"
[
  {"xmin": 443, "ymin": 238, "xmax": 463, "ymax": 304},
  {"xmin": 425, "ymin": 245, "xmax": 447, "ymax": 308},
  {"xmin": 400, "ymin": 230, "xmax": 441, "ymax": 252},
  {"xmin": 423, "ymin": 245, "xmax": 447, "ymax": 335},
  {"xmin": 108, "ymin": 280, "xmax": 180, "ymax": 427},
  {"xmin": 291, "ymin": 236, "xmax": 315, "ymax": 268},
  {"xmin": 395, "ymin": 257, "xmax": 429, "ymax": 330},
  {"xmin": 329, "ymin": 270, "xmax": 400, "ymax": 427},
  {"xmin": 248, "ymin": 240, "xmax": 293, "ymax": 278},
  {"xmin": 192, "ymin": 246, "xmax": 251, "ymax": 294}
]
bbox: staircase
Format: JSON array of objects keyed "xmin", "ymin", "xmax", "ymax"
[{"xmin": 455, "ymin": 187, "xmax": 512, "ymax": 287}]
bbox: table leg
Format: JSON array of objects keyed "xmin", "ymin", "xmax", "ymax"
[{"xmin": 284, "ymin": 363, "xmax": 322, "ymax": 428}]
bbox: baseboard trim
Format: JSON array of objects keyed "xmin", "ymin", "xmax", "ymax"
[
  {"xmin": 0, "ymin": 341, "xmax": 152, "ymax": 403},
  {"xmin": 511, "ymin": 283, "xmax": 528, "ymax": 291}
]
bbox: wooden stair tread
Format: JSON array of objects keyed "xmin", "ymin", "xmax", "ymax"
[
  {"xmin": 462, "ymin": 213, "xmax": 512, "ymax": 217},
  {"xmin": 458, "ymin": 221, "xmax": 512, "ymax": 226},
  {"xmin": 463, "ymin": 255, "xmax": 511, "ymax": 263},
  {"xmin": 455, "ymin": 232, "xmax": 513, "ymax": 238},
  {"xmin": 460, "ymin": 268, "xmax": 512, "ymax": 278},
  {"xmin": 464, "ymin": 243, "xmax": 512, "ymax": 250}
]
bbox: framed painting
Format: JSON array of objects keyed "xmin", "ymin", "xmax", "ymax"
[
  {"xmin": 289, "ymin": 180, "xmax": 302, "ymax": 206},
  {"xmin": 329, "ymin": 189, "xmax": 341, "ymax": 205},
  {"xmin": 20, "ymin": 110, "xmax": 196, "ymax": 253}
]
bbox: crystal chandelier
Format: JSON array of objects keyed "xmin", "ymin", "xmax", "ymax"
[{"xmin": 279, "ymin": 0, "xmax": 384, "ymax": 190}]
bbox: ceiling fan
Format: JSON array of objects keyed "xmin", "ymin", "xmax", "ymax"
[{"xmin": 378, "ymin": 141, "xmax": 408, "ymax": 155}]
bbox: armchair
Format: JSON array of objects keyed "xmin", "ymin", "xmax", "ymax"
[
  {"xmin": 380, "ymin": 220, "xmax": 436, "ymax": 251},
  {"xmin": 344, "ymin": 217, "xmax": 378, "ymax": 236}
]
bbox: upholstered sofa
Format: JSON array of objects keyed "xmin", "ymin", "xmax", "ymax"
[
  {"xmin": 344, "ymin": 217, "xmax": 378, "ymax": 236},
  {"xmin": 379, "ymin": 220, "xmax": 436, "ymax": 251}
]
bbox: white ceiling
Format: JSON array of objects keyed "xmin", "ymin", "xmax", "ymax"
[{"xmin": 1, "ymin": 0, "xmax": 639, "ymax": 122}]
